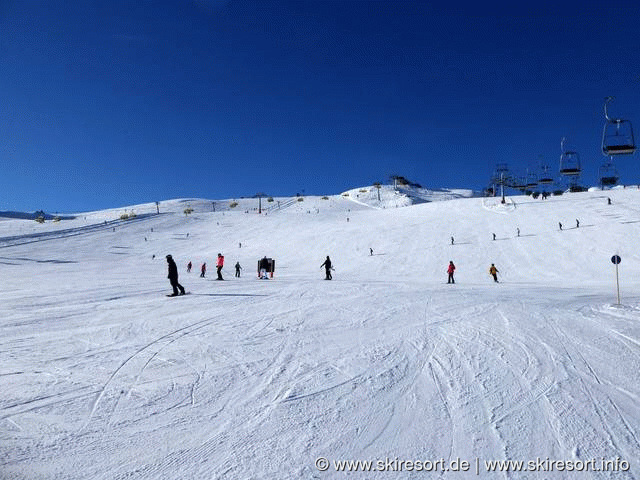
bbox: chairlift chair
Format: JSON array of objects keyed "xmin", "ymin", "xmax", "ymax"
[
  {"xmin": 538, "ymin": 164, "xmax": 554, "ymax": 185},
  {"xmin": 599, "ymin": 161, "xmax": 619, "ymax": 187},
  {"xmin": 538, "ymin": 175, "xmax": 554, "ymax": 185},
  {"xmin": 537, "ymin": 157, "xmax": 554, "ymax": 185},
  {"xmin": 511, "ymin": 176, "xmax": 527, "ymax": 191},
  {"xmin": 559, "ymin": 137, "xmax": 581, "ymax": 176},
  {"xmin": 602, "ymin": 97, "xmax": 636, "ymax": 156}
]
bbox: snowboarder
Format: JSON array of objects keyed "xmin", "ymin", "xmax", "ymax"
[
  {"xmin": 187, "ymin": 261, "xmax": 192, "ymax": 273},
  {"xmin": 321, "ymin": 256, "xmax": 333, "ymax": 280},
  {"xmin": 216, "ymin": 253, "xmax": 224, "ymax": 280},
  {"xmin": 235, "ymin": 262, "xmax": 242, "ymax": 278},
  {"xmin": 489, "ymin": 263, "xmax": 499, "ymax": 283},
  {"xmin": 166, "ymin": 255, "xmax": 185, "ymax": 296},
  {"xmin": 200, "ymin": 262, "xmax": 206, "ymax": 278},
  {"xmin": 447, "ymin": 261, "xmax": 456, "ymax": 284}
]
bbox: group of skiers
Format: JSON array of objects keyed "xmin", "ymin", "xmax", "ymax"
[
  {"xmin": 166, "ymin": 254, "xmax": 231, "ymax": 295},
  {"xmin": 447, "ymin": 260, "xmax": 500, "ymax": 284},
  {"xmin": 168, "ymin": 253, "xmax": 503, "ymax": 295},
  {"xmin": 185, "ymin": 254, "xmax": 228, "ymax": 280},
  {"xmin": 165, "ymin": 251, "xmax": 264, "ymax": 294}
]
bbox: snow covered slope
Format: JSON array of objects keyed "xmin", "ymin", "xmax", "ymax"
[
  {"xmin": 341, "ymin": 184, "xmax": 477, "ymax": 209},
  {"xmin": 1, "ymin": 188, "xmax": 639, "ymax": 479}
]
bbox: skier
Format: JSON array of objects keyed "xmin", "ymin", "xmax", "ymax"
[
  {"xmin": 517, "ymin": 228, "xmax": 520, "ymax": 237},
  {"xmin": 200, "ymin": 262, "xmax": 206, "ymax": 278},
  {"xmin": 492, "ymin": 233, "xmax": 496, "ymax": 241},
  {"xmin": 489, "ymin": 263, "xmax": 499, "ymax": 283},
  {"xmin": 320, "ymin": 256, "xmax": 333, "ymax": 280},
  {"xmin": 370, "ymin": 248, "xmax": 374, "ymax": 256},
  {"xmin": 216, "ymin": 253, "xmax": 224, "ymax": 280},
  {"xmin": 608, "ymin": 197, "xmax": 612, "ymax": 205},
  {"xmin": 258, "ymin": 256, "xmax": 269, "ymax": 279},
  {"xmin": 235, "ymin": 261, "xmax": 242, "ymax": 278},
  {"xmin": 559, "ymin": 222, "xmax": 563, "ymax": 231},
  {"xmin": 187, "ymin": 261, "xmax": 192, "ymax": 273},
  {"xmin": 451, "ymin": 236, "xmax": 454, "ymax": 245},
  {"xmin": 447, "ymin": 261, "xmax": 456, "ymax": 284},
  {"xmin": 576, "ymin": 219, "xmax": 580, "ymax": 228},
  {"xmin": 166, "ymin": 255, "xmax": 186, "ymax": 296}
]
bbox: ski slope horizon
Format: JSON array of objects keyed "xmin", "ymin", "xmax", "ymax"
[{"xmin": 2, "ymin": 185, "xmax": 640, "ymax": 479}]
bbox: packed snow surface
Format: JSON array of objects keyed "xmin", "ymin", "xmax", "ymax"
[{"xmin": 2, "ymin": 188, "xmax": 640, "ymax": 479}]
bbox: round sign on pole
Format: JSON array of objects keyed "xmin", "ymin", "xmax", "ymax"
[{"xmin": 611, "ymin": 255, "xmax": 621, "ymax": 265}]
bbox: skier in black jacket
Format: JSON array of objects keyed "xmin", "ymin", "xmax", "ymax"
[
  {"xmin": 166, "ymin": 255, "xmax": 185, "ymax": 296},
  {"xmin": 320, "ymin": 256, "xmax": 333, "ymax": 280}
]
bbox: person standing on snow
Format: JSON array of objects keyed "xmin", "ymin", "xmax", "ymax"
[
  {"xmin": 187, "ymin": 261, "xmax": 192, "ymax": 273},
  {"xmin": 447, "ymin": 261, "xmax": 456, "ymax": 284},
  {"xmin": 200, "ymin": 262, "xmax": 206, "ymax": 278},
  {"xmin": 166, "ymin": 255, "xmax": 186, "ymax": 296},
  {"xmin": 235, "ymin": 261, "xmax": 242, "ymax": 278},
  {"xmin": 216, "ymin": 253, "xmax": 225, "ymax": 280},
  {"xmin": 258, "ymin": 256, "xmax": 269, "ymax": 279},
  {"xmin": 489, "ymin": 263, "xmax": 499, "ymax": 283},
  {"xmin": 321, "ymin": 256, "xmax": 333, "ymax": 280}
]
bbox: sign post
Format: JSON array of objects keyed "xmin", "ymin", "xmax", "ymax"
[{"xmin": 611, "ymin": 255, "xmax": 622, "ymax": 305}]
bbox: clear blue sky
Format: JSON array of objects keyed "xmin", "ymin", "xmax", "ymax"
[{"xmin": 2, "ymin": 1, "xmax": 640, "ymax": 212}]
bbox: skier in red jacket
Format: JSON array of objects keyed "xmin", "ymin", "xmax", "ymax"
[
  {"xmin": 216, "ymin": 253, "xmax": 224, "ymax": 280},
  {"xmin": 447, "ymin": 261, "xmax": 456, "ymax": 284}
]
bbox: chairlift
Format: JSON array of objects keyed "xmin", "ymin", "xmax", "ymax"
[
  {"xmin": 538, "ymin": 164, "xmax": 554, "ymax": 185},
  {"xmin": 599, "ymin": 160, "xmax": 619, "ymax": 187},
  {"xmin": 526, "ymin": 171, "xmax": 538, "ymax": 189},
  {"xmin": 559, "ymin": 137, "xmax": 581, "ymax": 176},
  {"xmin": 602, "ymin": 97, "xmax": 636, "ymax": 156},
  {"xmin": 511, "ymin": 176, "xmax": 527, "ymax": 191}
]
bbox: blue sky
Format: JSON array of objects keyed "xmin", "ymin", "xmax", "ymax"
[{"xmin": 2, "ymin": 1, "xmax": 640, "ymax": 212}]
